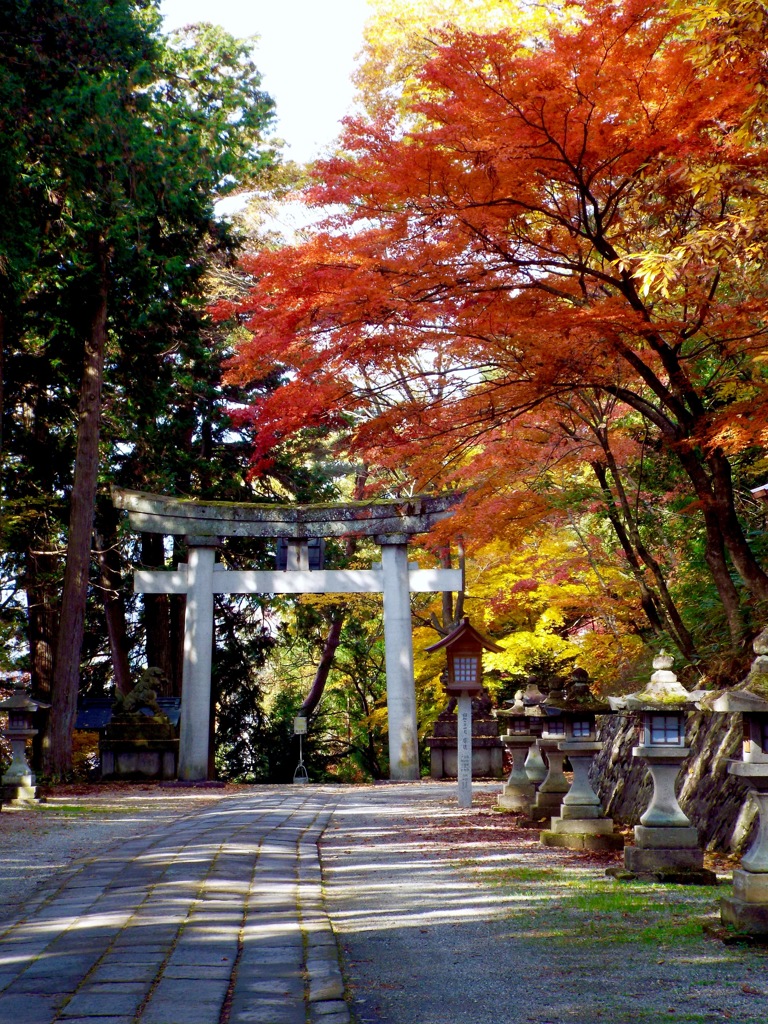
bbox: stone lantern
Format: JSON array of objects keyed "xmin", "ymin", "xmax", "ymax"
[
  {"xmin": 529, "ymin": 682, "xmax": 571, "ymax": 820},
  {"xmin": 539, "ymin": 668, "xmax": 622, "ymax": 851},
  {"xmin": 497, "ymin": 691, "xmax": 539, "ymax": 812},
  {"xmin": 0, "ymin": 673, "xmax": 49, "ymax": 805},
  {"xmin": 706, "ymin": 629, "xmax": 768, "ymax": 934},
  {"xmin": 611, "ymin": 652, "xmax": 715, "ymax": 882},
  {"xmin": 426, "ymin": 617, "xmax": 503, "ymax": 808}
]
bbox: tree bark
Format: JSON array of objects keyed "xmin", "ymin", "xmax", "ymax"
[
  {"xmin": 593, "ymin": 454, "xmax": 698, "ymax": 660},
  {"xmin": 590, "ymin": 463, "xmax": 666, "ymax": 633},
  {"xmin": 45, "ymin": 241, "xmax": 108, "ymax": 778},
  {"xmin": 26, "ymin": 542, "xmax": 60, "ymax": 771},
  {"xmin": 300, "ymin": 613, "xmax": 345, "ymax": 718},
  {"xmin": 0, "ymin": 311, "xmax": 5, "ymax": 457}
]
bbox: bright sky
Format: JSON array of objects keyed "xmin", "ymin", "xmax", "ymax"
[{"xmin": 160, "ymin": 0, "xmax": 371, "ymax": 164}]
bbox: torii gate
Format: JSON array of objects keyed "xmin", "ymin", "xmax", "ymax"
[{"xmin": 112, "ymin": 489, "xmax": 461, "ymax": 782}]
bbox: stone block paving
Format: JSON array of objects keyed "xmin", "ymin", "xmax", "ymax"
[{"xmin": 0, "ymin": 788, "xmax": 348, "ymax": 1024}]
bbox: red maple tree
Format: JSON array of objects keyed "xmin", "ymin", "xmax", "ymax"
[{"xmin": 219, "ymin": 0, "xmax": 768, "ymax": 641}]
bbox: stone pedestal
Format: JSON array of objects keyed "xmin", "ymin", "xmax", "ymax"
[
  {"xmin": 541, "ymin": 740, "xmax": 623, "ymax": 852},
  {"xmin": 524, "ymin": 740, "xmax": 547, "ymax": 786},
  {"xmin": 530, "ymin": 739, "xmax": 570, "ymax": 820},
  {"xmin": 498, "ymin": 732, "xmax": 537, "ymax": 811},
  {"xmin": 2, "ymin": 739, "xmax": 39, "ymax": 806},
  {"xmin": 622, "ymin": 745, "xmax": 715, "ymax": 883},
  {"xmin": 100, "ymin": 719, "xmax": 178, "ymax": 780},
  {"xmin": 427, "ymin": 702, "xmax": 503, "ymax": 779},
  {"xmin": 720, "ymin": 765, "xmax": 768, "ymax": 934}
]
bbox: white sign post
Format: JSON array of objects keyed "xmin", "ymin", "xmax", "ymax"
[{"xmin": 457, "ymin": 692, "xmax": 473, "ymax": 808}]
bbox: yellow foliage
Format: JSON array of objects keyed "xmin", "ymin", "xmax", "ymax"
[{"xmin": 355, "ymin": 0, "xmax": 575, "ymax": 116}]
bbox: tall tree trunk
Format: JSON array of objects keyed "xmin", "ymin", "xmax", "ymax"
[
  {"xmin": 26, "ymin": 541, "xmax": 60, "ymax": 771},
  {"xmin": 675, "ymin": 447, "xmax": 746, "ymax": 644},
  {"xmin": 45, "ymin": 242, "xmax": 108, "ymax": 778},
  {"xmin": 300, "ymin": 613, "xmax": 345, "ymax": 718},
  {"xmin": 594, "ymin": 453, "xmax": 698, "ymax": 659},
  {"xmin": 0, "ymin": 311, "xmax": 5, "ymax": 457},
  {"xmin": 141, "ymin": 531, "xmax": 173, "ymax": 692},
  {"xmin": 709, "ymin": 450, "xmax": 768, "ymax": 605},
  {"xmin": 590, "ymin": 462, "xmax": 667, "ymax": 635},
  {"xmin": 95, "ymin": 505, "xmax": 131, "ymax": 696}
]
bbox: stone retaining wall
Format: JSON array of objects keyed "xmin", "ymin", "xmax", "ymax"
[{"xmin": 591, "ymin": 711, "xmax": 757, "ymax": 854}]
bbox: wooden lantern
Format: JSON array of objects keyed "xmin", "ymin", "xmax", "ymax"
[{"xmin": 426, "ymin": 617, "xmax": 503, "ymax": 696}]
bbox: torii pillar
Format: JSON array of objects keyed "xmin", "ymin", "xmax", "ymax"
[
  {"xmin": 180, "ymin": 538, "xmax": 218, "ymax": 782},
  {"xmin": 379, "ymin": 536, "xmax": 419, "ymax": 779}
]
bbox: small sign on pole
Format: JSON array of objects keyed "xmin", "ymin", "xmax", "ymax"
[{"xmin": 293, "ymin": 716, "xmax": 309, "ymax": 784}]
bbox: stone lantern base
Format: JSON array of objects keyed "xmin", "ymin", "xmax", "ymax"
[
  {"xmin": 2, "ymin": 775, "xmax": 39, "ymax": 807},
  {"xmin": 621, "ymin": 825, "xmax": 717, "ymax": 883},
  {"xmin": 541, "ymin": 811, "xmax": 624, "ymax": 852},
  {"xmin": 721, "ymin": 870, "xmax": 768, "ymax": 935}
]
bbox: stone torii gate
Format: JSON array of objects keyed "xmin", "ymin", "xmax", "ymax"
[{"xmin": 112, "ymin": 489, "xmax": 461, "ymax": 782}]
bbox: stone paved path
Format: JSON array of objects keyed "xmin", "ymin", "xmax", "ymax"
[
  {"xmin": 0, "ymin": 788, "xmax": 344, "ymax": 1024},
  {"xmin": 4, "ymin": 782, "xmax": 768, "ymax": 1024}
]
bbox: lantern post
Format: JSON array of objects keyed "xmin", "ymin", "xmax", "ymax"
[
  {"xmin": 426, "ymin": 618, "xmax": 503, "ymax": 808},
  {"xmin": 539, "ymin": 668, "xmax": 622, "ymax": 851},
  {"xmin": 610, "ymin": 652, "xmax": 715, "ymax": 883},
  {"xmin": 497, "ymin": 691, "xmax": 538, "ymax": 813},
  {"xmin": 0, "ymin": 672, "xmax": 50, "ymax": 806}
]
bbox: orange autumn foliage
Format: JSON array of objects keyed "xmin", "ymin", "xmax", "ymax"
[{"xmin": 219, "ymin": 0, "xmax": 768, "ymax": 637}]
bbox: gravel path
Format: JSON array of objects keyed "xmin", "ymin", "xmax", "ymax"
[{"xmin": 322, "ymin": 782, "xmax": 768, "ymax": 1024}]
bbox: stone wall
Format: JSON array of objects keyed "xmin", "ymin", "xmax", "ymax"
[{"xmin": 591, "ymin": 711, "xmax": 757, "ymax": 854}]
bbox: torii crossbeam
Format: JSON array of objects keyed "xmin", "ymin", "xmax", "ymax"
[{"xmin": 112, "ymin": 489, "xmax": 461, "ymax": 781}]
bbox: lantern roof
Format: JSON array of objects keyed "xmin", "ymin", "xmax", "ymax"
[
  {"xmin": 0, "ymin": 677, "xmax": 50, "ymax": 712},
  {"xmin": 498, "ymin": 690, "xmax": 526, "ymax": 717},
  {"xmin": 702, "ymin": 628, "xmax": 768, "ymax": 714},
  {"xmin": 543, "ymin": 668, "xmax": 612, "ymax": 715},
  {"xmin": 609, "ymin": 651, "xmax": 702, "ymax": 712},
  {"xmin": 425, "ymin": 617, "xmax": 504, "ymax": 655}
]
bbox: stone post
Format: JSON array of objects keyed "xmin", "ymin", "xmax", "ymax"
[
  {"xmin": 524, "ymin": 740, "xmax": 548, "ymax": 786},
  {"xmin": 178, "ymin": 539, "xmax": 218, "ymax": 781},
  {"xmin": 457, "ymin": 693, "xmax": 473, "ymax": 808},
  {"xmin": 531, "ymin": 739, "xmax": 570, "ymax": 819},
  {"xmin": 379, "ymin": 537, "xmax": 419, "ymax": 781},
  {"xmin": 497, "ymin": 693, "xmax": 537, "ymax": 813}
]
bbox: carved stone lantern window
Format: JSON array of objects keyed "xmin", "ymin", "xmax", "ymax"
[
  {"xmin": 542, "ymin": 717, "xmax": 565, "ymax": 739},
  {"xmin": 645, "ymin": 713, "xmax": 685, "ymax": 747},
  {"xmin": 570, "ymin": 718, "xmax": 595, "ymax": 741}
]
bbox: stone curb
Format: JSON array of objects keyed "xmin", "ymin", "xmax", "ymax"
[{"xmin": 297, "ymin": 806, "xmax": 350, "ymax": 1024}]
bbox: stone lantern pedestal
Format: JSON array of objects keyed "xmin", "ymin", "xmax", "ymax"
[
  {"xmin": 706, "ymin": 629, "xmax": 768, "ymax": 934},
  {"xmin": 497, "ymin": 693, "xmax": 537, "ymax": 812},
  {"xmin": 721, "ymin": 765, "xmax": 768, "ymax": 934},
  {"xmin": 530, "ymin": 707, "xmax": 570, "ymax": 821},
  {"xmin": 611, "ymin": 652, "xmax": 715, "ymax": 883}
]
